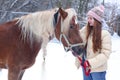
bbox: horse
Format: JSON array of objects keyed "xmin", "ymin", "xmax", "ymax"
[{"xmin": 0, "ymin": 8, "xmax": 84, "ymax": 80}]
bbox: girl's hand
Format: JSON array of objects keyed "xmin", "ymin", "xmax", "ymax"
[{"xmin": 83, "ymin": 60, "xmax": 91, "ymax": 76}]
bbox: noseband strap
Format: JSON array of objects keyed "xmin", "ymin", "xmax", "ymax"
[{"xmin": 60, "ymin": 33, "xmax": 85, "ymax": 52}]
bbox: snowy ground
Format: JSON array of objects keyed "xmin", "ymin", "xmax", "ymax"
[{"xmin": 0, "ymin": 33, "xmax": 120, "ymax": 80}]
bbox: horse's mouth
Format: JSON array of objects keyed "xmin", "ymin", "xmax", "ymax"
[{"xmin": 71, "ymin": 46, "xmax": 85, "ymax": 57}]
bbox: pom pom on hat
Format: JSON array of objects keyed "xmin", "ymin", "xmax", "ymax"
[
  {"xmin": 99, "ymin": 5, "xmax": 105, "ymax": 12},
  {"xmin": 87, "ymin": 5, "xmax": 105, "ymax": 22}
]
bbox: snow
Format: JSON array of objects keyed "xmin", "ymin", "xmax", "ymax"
[
  {"xmin": 0, "ymin": 33, "xmax": 120, "ymax": 80},
  {"xmin": 107, "ymin": 32, "xmax": 120, "ymax": 80}
]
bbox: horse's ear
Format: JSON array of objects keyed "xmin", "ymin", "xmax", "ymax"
[{"xmin": 58, "ymin": 8, "xmax": 68, "ymax": 20}]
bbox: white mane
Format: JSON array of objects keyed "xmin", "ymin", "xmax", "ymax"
[{"xmin": 17, "ymin": 8, "xmax": 58, "ymax": 42}]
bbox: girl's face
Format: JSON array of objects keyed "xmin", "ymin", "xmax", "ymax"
[{"xmin": 87, "ymin": 16, "xmax": 95, "ymax": 26}]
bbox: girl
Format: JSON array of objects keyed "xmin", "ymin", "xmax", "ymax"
[{"xmin": 75, "ymin": 5, "xmax": 112, "ymax": 80}]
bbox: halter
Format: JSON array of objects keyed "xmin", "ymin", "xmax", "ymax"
[
  {"xmin": 53, "ymin": 10, "xmax": 85, "ymax": 52},
  {"xmin": 59, "ymin": 25, "xmax": 85, "ymax": 52}
]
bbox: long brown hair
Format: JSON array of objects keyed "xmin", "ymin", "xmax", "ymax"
[{"xmin": 86, "ymin": 19, "xmax": 102, "ymax": 53}]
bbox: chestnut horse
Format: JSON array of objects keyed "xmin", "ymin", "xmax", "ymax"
[{"xmin": 0, "ymin": 8, "xmax": 84, "ymax": 80}]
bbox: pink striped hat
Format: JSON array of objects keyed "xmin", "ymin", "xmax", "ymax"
[{"xmin": 87, "ymin": 5, "xmax": 105, "ymax": 23}]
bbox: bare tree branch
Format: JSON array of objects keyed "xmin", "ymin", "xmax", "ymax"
[
  {"xmin": 10, "ymin": 0, "xmax": 18, "ymax": 8},
  {"xmin": 14, "ymin": 0, "xmax": 31, "ymax": 11},
  {"xmin": 0, "ymin": 12, "xmax": 7, "ymax": 21},
  {"xmin": 0, "ymin": 10, "xmax": 30, "ymax": 14}
]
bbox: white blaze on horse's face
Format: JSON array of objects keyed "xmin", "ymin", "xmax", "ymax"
[
  {"xmin": 60, "ymin": 8, "xmax": 78, "ymax": 34},
  {"xmin": 75, "ymin": 16, "xmax": 78, "ymax": 24}
]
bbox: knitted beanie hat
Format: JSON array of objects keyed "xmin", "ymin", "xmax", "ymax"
[{"xmin": 87, "ymin": 5, "xmax": 105, "ymax": 23}]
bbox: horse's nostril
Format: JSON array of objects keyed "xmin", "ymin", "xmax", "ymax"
[{"xmin": 66, "ymin": 49, "xmax": 70, "ymax": 52}]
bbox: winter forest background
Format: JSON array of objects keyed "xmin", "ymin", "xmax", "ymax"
[{"xmin": 0, "ymin": 0, "xmax": 120, "ymax": 36}]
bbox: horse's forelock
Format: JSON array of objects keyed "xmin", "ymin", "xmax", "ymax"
[{"xmin": 61, "ymin": 8, "xmax": 78, "ymax": 34}]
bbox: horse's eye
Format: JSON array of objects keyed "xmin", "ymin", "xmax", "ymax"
[{"xmin": 70, "ymin": 25, "xmax": 73, "ymax": 29}]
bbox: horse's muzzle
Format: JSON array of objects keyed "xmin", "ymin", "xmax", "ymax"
[{"xmin": 71, "ymin": 46, "xmax": 84, "ymax": 57}]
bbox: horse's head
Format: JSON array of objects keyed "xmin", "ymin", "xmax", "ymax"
[{"xmin": 54, "ymin": 8, "xmax": 85, "ymax": 57}]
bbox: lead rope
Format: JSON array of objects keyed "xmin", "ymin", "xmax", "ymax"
[{"xmin": 77, "ymin": 39, "xmax": 91, "ymax": 76}]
